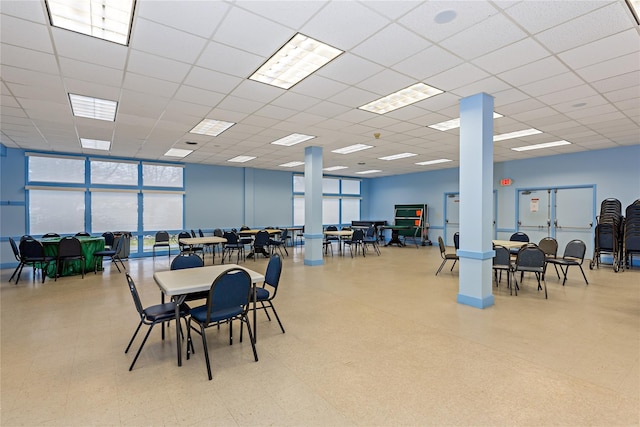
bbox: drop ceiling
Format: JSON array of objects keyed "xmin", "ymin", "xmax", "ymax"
[{"xmin": 1, "ymin": 0, "xmax": 638, "ymax": 177}]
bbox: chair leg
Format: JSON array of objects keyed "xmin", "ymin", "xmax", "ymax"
[
  {"xmin": 269, "ymin": 302, "xmax": 285, "ymax": 334},
  {"xmin": 200, "ymin": 324, "xmax": 213, "ymax": 381},
  {"xmin": 435, "ymin": 259, "xmax": 447, "ymax": 275},
  {"xmin": 9, "ymin": 262, "xmax": 22, "ymax": 283},
  {"xmin": 243, "ymin": 314, "xmax": 259, "ymax": 362},
  {"xmin": 129, "ymin": 324, "xmax": 155, "ymax": 371},
  {"xmin": 125, "ymin": 321, "xmax": 144, "ymax": 353},
  {"xmin": 450, "ymin": 259, "xmax": 457, "ymax": 271},
  {"xmin": 578, "ymin": 265, "xmax": 589, "ymax": 285}
]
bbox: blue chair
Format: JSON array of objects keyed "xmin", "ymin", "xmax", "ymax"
[
  {"xmin": 252, "ymin": 255, "xmax": 285, "ymax": 335},
  {"xmin": 343, "ymin": 228, "xmax": 364, "ymax": 257},
  {"xmin": 170, "ymin": 254, "xmax": 206, "ymax": 302},
  {"xmin": 93, "ymin": 236, "xmax": 126, "ymax": 273},
  {"xmin": 124, "ymin": 273, "xmax": 190, "ymax": 371},
  {"xmin": 269, "ymin": 229, "xmax": 288, "ymax": 257},
  {"xmin": 252, "ymin": 230, "xmax": 271, "ymax": 260},
  {"xmin": 222, "ymin": 231, "xmax": 245, "ymax": 263},
  {"xmin": 186, "ymin": 268, "xmax": 258, "ymax": 380},
  {"xmin": 362, "ymin": 226, "xmax": 380, "ymax": 256}
]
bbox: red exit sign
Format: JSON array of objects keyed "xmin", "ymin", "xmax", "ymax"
[{"xmin": 500, "ymin": 178, "xmax": 513, "ymax": 186}]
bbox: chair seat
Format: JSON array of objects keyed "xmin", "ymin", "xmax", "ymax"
[
  {"xmin": 190, "ymin": 305, "xmax": 244, "ymax": 324},
  {"xmin": 444, "ymin": 254, "xmax": 458, "ymax": 260},
  {"xmin": 256, "ymin": 287, "xmax": 270, "ymax": 300},
  {"xmin": 94, "ymin": 249, "xmax": 116, "ymax": 257},
  {"xmin": 144, "ymin": 303, "xmax": 190, "ymax": 322},
  {"xmin": 547, "ymin": 258, "xmax": 579, "ymax": 266}
]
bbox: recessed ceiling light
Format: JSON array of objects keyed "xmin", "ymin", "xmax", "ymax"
[
  {"xmin": 358, "ymin": 83, "xmax": 443, "ymax": 115},
  {"xmin": 511, "ymin": 140, "xmax": 571, "ymax": 152},
  {"xmin": 45, "ymin": 0, "xmax": 135, "ymax": 45},
  {"xmin": 164, "ymin": 148, "xmax": 193, "ymax": 158},
  {"xmin": 190, "ymin": 119, "xmax": 235, "ymax": 136},
  {"xmin": 69, "ymin": 93, "xmax": 117, "ymax": 121},
  {"xmin": 249, "ymin": 33, "xmax": 343, "ymax": 90},
  {"xmin": 323, "ymin": 166, "xmax": 348, "ymax": 171},
  {"xmin": 331, "ymin": 144, "xmax": 373, "ymax": 154},
  {"xmin": 428, "ymin": 112, "xmax": 503, "ymax": 131},
  {"xmin": 80, "ymin": 138, "xmax": 111, "ymax": 150},
  {"xmin": 494, "ymin": 128, "xmax": 542, "ymax": 142},
  {"xmin": 378, "ymin": 153, "xmax": 417, "ymax": 161},
  {"xmin": 228, "ymin": 156, "xmax": 256, "ymax": 163},
  {"xmin": 356, "ymin": 170, "xmax": 382, "ymax": 175},
  {"xmin": 271, "ymin": 133, "xmax": 316, "ymax": 146},
  {"xmin": 415, "ymin": 158, "xmax": 452, "ymax": 166},
  {"xmin": 279, "ymin": 161, "xmax": 305, "ymax": 167}
]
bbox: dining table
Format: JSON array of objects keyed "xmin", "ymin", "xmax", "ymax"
[
  {"xmin": 40, "ymin": 236, "xmax": 105, "ymax": 278},
  {"xmin": 153, "ymin": 264, "xmax": 265, "ymax": 366},
  {"xmin": 178, "ymin": 236, "xmax": 227, "ymax": 264},
  {"xmin": 492, "ymin": 240, "xmax": 529, "ymax": 249},
  {"xmin": 324, "ymin": 230, "xmax": 353, "ymax": 254}
]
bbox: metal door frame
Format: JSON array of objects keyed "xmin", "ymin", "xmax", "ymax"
[{"xmin": 444, "ymin": 190, "xmax": 498, "ymax": 244}]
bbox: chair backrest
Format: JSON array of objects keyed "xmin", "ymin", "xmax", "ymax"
[
  {"xmin": 213, "ymin": 228, "xmax": 223, "ymax": 237},
  {"xmin": 365, "ymin": 226, "xmax": 376, "ymax": 239},
  {"xmin": 170, "ymin": 254, "xmax": 204, "ymax": 270},
  {"xmin": 254, "ymin": 230, "xmax": 270, "ymax": 248},
  {"xmin": 19, "ymin": 238, "xmax": 45, "ymax": 259},
  {"xmin": 438, "ymin": 236, "xmax": 446, "ymax": 257},
  {"xmin": 515, "ymin": 245, "xmax": 545, "ymax": 270},
  {"xmin": 510, "ymin": 232, "xmax": 529, "ymax": 242},
  {"xmin": 538, "ymin": 237, "xmax": 558, "ymax": 257},
  {"xmin": 204, "ymin": 268, "xmax": 252, "ymax": 324},
  {"xmin": 125, "ymin": 273, "xmax": 145, "ymax": 319},
  {"xmin": 20, "ymin": 235, "xmax": 34, "ymax": 242},
  {"xmin": 493, "ymin": 245, "xmax": 511, "ymax": 266},
  {"xmin": 190, "ymin": 230, "xmax": 197, "ymax": 238},
  {"xmin": 198, "ymin": 229, "xmax": 204, "ymax": 237},
  {"xmin": 264, "ymin": 255, "xmax": 282, "ymax": 290},
  {"xmin": 279, "ymin": 229, "xmax": 288, "ymax": 240},
  {"xmin": 223, "ymin": 231, "xmax": 239, "ymax": 245},
  {"xmin": 351, "ymin": 228, "xmax": 364, "ymax": 242},
  {"xmin": 42, "ymin": 233, "xmax": 60, "ymax": 238},
  {"xmin": 155, "ymin": 231, "xmax": 169, "ymax": 243},
  {"xmin": 102, "ymin": 232, "xmax": 115, "ymax": 247},
  {"xmin": 75, "ymin": 232, "xmax": 90, "ymax": 237},
  {"xmin": 58, "ymin": 236, "xmax": 82, "ymax": 257},
  {"xmin": 112, "ymin": 234, "xmax": 125, "ymax": 254},
  {"xmin": 9, "ymin": 237, "xmax": 20, "ymax": 260},
  {"xmin": 326, "ymin": 225, "xmax": 338, "ymax": 232},
  {"xmin": 562, "ymin": 239, "xmax": 586, "ymax": 262},
  {"xmin": 240, "ymin": 225, "xmax": 251, "ymax": 231},
  {"xmin": 453, "ymin": 232, "xmax": 460, "ymax": 250}
]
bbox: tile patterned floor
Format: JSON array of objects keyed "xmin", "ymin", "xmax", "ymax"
[{"xmin": 2, "ymin": 244, "xmax": 638, "ymax": 426}]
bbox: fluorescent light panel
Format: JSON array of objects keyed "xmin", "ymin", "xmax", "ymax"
[
  {"xmin": 415, "ymin": 158, "xmax": 452, "ymax": 166},
  {"xmin": 356, "ymin": 170, "xmax": 381, "ymax": 175},
  {"xmin": 494, "ymin": 128, "xmax": 542, "ymax": 142},
  {"xmin": 331, "ymin": 144, "xmax": 373, "ymax": 154},
  {"xmin": 46, "ymin": 0, "xmax": 135, "ymax": 45},
  {"xmin": 511, "ymin": 140, "xmax": 571, "ymax": 152},
  {"xmin": 190, "ymin": 119, "xmax": 235, "ymax": 137},
  {"xmin": 429, "ymin": 112, "xmax": 503, "ymax": 131},
  {"xmin": 271, "ymin": 133, "xmax": 316, "ymax": 146},
  {"xmin": 378, "ymin": 153, "xmax": 417, "ymax": 161},
  {"xmin": 164, "ymin": 148, "xmax": 192, "ymax": 158},
  {"xmin": 228, "ymin": 156, "xmax": 256, "ymax": 163},
  {"xmin": 69, "ymin": 94, "xmax": 117, "ymax": 121},
  {"xmin": 279, "ymin": 161, "xmax": 305, "ymax": 167},
  {"xmin": 359, "ymin": 83, "xmax": 443, "ymax": 114},
  {"xmin": 249, "ymin": 33, "xmax": 343, "ymax": 89},
  {"xmin": 80, "ymin": 138, "xmax": 111, "ymax": 150},
  {"xmin": 323, "ymin": 166, "xmax": 348, "ymax": 171}
]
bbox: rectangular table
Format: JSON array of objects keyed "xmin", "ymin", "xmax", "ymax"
[
  {"xmin": 492, "ymin": 240, "xmax": 529, "ymax": 249},
  {"xmin": 153, "ymin": 264, "xmax": 265, "ymax": 366},
  {"xmin": 324, "ymin": 230, "xmax": 353, "ymax": 254},
  {"xmin": 41, "ymin": 236, "xmax": 105, "ymax": 277},
  {"xmin": 178, "ymin": 236, "xmax": 227, "ymax": 264}
]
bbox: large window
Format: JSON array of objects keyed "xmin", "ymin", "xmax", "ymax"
[
  {"xmin": 293, "ymin": 175, "xmax": 361, "ymax": 226},
  {"xmin": 26, "ymin": 153, "xmax": 185, "ymax": 256}
]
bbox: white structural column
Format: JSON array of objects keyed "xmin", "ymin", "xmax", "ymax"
[
  {"xmin": 457, "ymin": 93, "xmax": 495, "ymax": 309},
  {"xmin": 304, "ymin": 146, "xmax": 324, "ymax": 266}
]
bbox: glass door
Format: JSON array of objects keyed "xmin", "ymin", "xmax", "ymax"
[{"xmin": 517, "ymin": 189, "xmax": 551, "ymax": 245}]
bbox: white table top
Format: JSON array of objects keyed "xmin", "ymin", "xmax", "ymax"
[
  {"xmin": 493, "ymin": 240, "xmax": 529, "ymax": 249},
  {"xmin": 179, "ymin": 236, "xmax": 227, "ymax": 245},
  {"xmin": 239, "ymin": 229, "xmax": 282, "ymax": 235},
  {"xmin": 324, "ymin": 230, "xmax": 353, "ymax": 237},
  {"xmin": 154, "ymin": 264, "xmax": 264, "ymax": 296}
]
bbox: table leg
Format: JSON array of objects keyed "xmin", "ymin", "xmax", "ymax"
[{"xmin": 173, "ymin": 294, "xmax": 187, "ymax": 366}]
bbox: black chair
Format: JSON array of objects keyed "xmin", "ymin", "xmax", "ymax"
[
  {"xmin": 55, "ymin": 236, "xmax": 85, "ymax": 281},
  {"xmin": 213, "ymin": 228, "xmax": 224, "ymax": 256},
  {"xmin": 252, "ymin": 254, "xmax": 285, "ymax": 335},
  {"xmin": 512, "ymin": 244, "xmax": 547, "ymax": 299},
  {"xmin": 124, "ymin": 273, "xmax": 190, "ymax": 371},
  {"xmin": 324, "ymin": 225, "xmax": 339, "ymax": 252},
  {"xmin": 222, "ymin": 231, "xmax": 244, "ymax": 263},
  {"xmin": 186, "ymin": 268, "xmax": 258, "ymax": 380},
  {"xmin": 493, "ymin": 245, "xmax": 513, "ymax": 294},
  {"xmin": 252, "ymin": 230, "xmax": 271, "ymax": 260},
  {"xmin": 436, "ymin": 236, "xmax": 458, "ymax": 275},
  {"xmin": 197, "ymin": 228, "xmax": 215, "ymax": 257},
  {"xmin": 153, "ymin": 231, "xmax": 170, "ymax": 258},
  {"xmin": 269, "ymin": 229, "xmax": 288, "ymax": 257},
  {"xmin": 75, "ymin": 232, "xmax": 90, "ymax": 237},
  {"xmin": 42, "ymin": 233, "xmax": 60, "ymax": 238},
  {"xmin": 546, "ymin": 239, "xmax": 588, "ymax": 286},
  {"xmin": 102, "ymin": 231, "xmax": 115, "ymax": 250},
  {"xmin": 238, "ymin": 225, "xmax": 253, "ymax": 249},
  {"xmin": 93, "ymin": 235, "xmax": 126, "ymax": 273},
  {"xmin": 362, "ymin": 226, "xmax": 381, "ymax": 256},
  {"xmin": 509, "ymin": 232, "xmax": 529, "ymax": 255},
  {"xmin": 16, "ymin": 238, "xmax": 55, "ymax": 284},
  {"xmin": 453, "ymin": 232, "xmax": 460, "ymax": 250},
  {"xmin": 343, "ymin": 228, "xmax": 364, "ymax": 257},
  {"xmin": 8, "ymin": 237, "xmax": 22, "ymax": 283}
]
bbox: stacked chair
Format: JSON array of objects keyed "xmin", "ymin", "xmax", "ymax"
[
  {"xmin": 590, "ymin": 198, "xmax": 623, "ymax": 272},
  {"xmin": 623, "ymin": 200, "xmax": 640, "ymax": 270}
]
